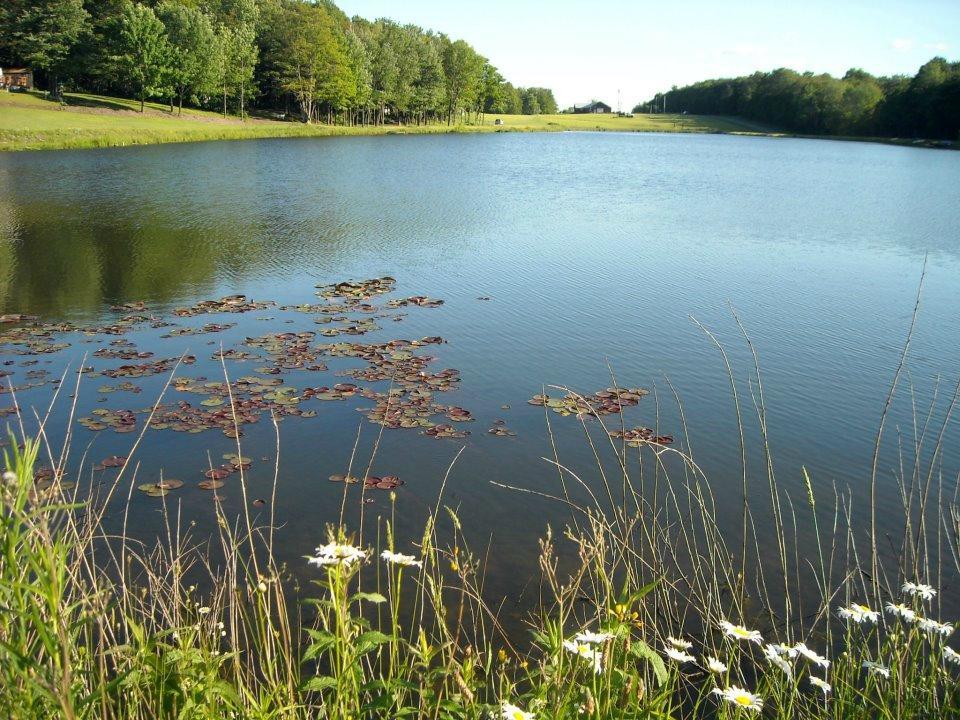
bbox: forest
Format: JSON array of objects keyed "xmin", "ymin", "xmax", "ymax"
[
  {"xmin": 0, "ymin": 0, "xmax": 558, "ymax": 124},
  {"xmin": 636, "ymin": 59, "xmax": 960, "ymax": 140}
]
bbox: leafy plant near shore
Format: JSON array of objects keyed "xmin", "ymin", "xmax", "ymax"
[{"xmin": 1, "ymin": 331, "xmax": 958, "ymax": 718}]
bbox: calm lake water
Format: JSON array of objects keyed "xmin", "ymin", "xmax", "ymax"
[{"xmin": 1, "ymin": 132, "xmax": 959, "ymax": 615}]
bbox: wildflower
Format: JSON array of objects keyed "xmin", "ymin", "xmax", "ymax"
[
  {"xmin": 886, "ymin": 602, "xmax": 917, "ymax": 622},
  {"xmin": 501, "ymin": 702, "xmax": 534, "ymax": 720},
  {"xmin": 902, "ymin": 582, "xmax": 936, "ymax": 601},
  {"xmin": 711, "ymin": 686, "xmax": 763, "ymax": 712},
  {"xmin": 380, "ymin": 550, "xmax": 422, "ymax": 568},
  {"xmin": 793, "ymin": 642, "xmax": 830, "ymax": 669},
  {"xmin": 562, "ymin": 640, "xmax": 604, "ymax": 673},
  {"xmin": 862, "ymin": 661, "xmax": 890, "ymax": 678},
  {"xmin": 198, "ymin": 606, "xmax": 211, "ymax": 615},
  {"xmin": 720, "ymin": 620, "xmax": 763, "ymax": 644},
  {"xmin": 574, "ymin": 630, "xmax": 614, "ymax": 644},
  {"xmin": 308, "ymin": 542, "xmax": 368, "ymax": 568},
  {"xmin": 664, "ymin": 646, "xmax": 696, "ymax": 663},
  {"xmin": 838, "ymin": 603, "xmax": 879, "ymax": 624},
  {"xmin": 917, "ymin": 617, "xmax": 954, "ymax": 638},
  {"xmin": 761, "ymin": 644, "xmax": 793, "ymax": 679},
  {"xmin": 666, "ymin": 636, "xmax": 693, "ymax": 650},
  {"xmin": 767, "ymin": 642, "xmax": 798, "ymax": 658},
  {"xmin": 808, "ymin": 676, "xmax": 831, "ymax": 695},
  {"xmin": 705, "ymin": 656, "xmax": 728, "ymax": 673},
  {"xmin": 944, "ymin": 646, "xmax": 960, "ymax": 666},
  {"xmin": 1, "ymin": 470, "xmax": 16, "ymax": 485}
]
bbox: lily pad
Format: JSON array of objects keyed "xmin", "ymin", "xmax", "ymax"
[{"xmin": 138, "ymin": 483, "xmax": 169, "ymax": 497}]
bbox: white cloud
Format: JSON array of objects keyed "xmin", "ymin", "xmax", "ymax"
[
  {"xmin": 924, "ymin": 42, "xmax": 950, "ymax": 52},
  {"xmin": 891, "ymin": 38, "xmax": 914, "ymax": 52}
]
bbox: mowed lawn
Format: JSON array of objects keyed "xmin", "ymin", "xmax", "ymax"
[
  {"xmin": 483, "ymin": 111, "xmax": 771, "ymax": 133},
  {"xmin": 0, "ymin": 91, "xmax": 773, "ymax": 152}
]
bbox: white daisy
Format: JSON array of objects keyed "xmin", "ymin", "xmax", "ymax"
[
  {"xmin": 862, "ymin": 661, "xmax": 890, "ymax": 678},
  {"xmin": 380, "ymin": 550, "xmax": 422, "ymax": 567},
  {"xmin": 308, "ymin": 542, "xmax": 368, "ymax": 568},
  {"xmin": 838, "ymin": 603, "xmax": 879, "ymax": 624},
  {"xmin": 886, "ymin": 602, "xmax": 917, "ymax": 622},
  {"xmin": 711, "ymin": 686, "xmax": 763, "ymax": 712},
  {"xmin": 501, "ymin": 702, "xmax": 534, "ymax": 720},
  {"xmin": 762, "ymin": 644, "xmax": 793, "ymax": 679},
  {"xmin": 705, "ymin": 656, "xmax": 728, "ymax": 673},
  {"xmin": 720, "ymin": 620, "xmax": 763, "ymax": 644},
  {"xmin": 562, "ymin": 639, "xmax": 604, "ymax": 674},
  {"xmin": 767, "ymin": 643, "xmax": 798, "ymax": 658},
  {"xmin": 574, "ymin": 630, "xmax": 614, "ymax": 645},
  {"xmin": 793, "ymin": 642, "xmax": 830, "ymax": 669},
  {"xmin": 902, "ymin": 581, "xmax": 937, "ymax": 601},
  {"xmin": 943, "ymin": 646, "xmax": 960, "ymax": 666},
  {"xmin": 917, "ymin": 617, "xmax": 954, "ymax": 637},
  {"xmin": 666, "ymin": 636, "xmax": 693, "ymax": 650},
  {"xmin": 664, "ymin": 646, "xmax": 696, "ymax": 663},
  {"xmin": 809, "ymin": 676, "xmax": 831, "ymax": 695}
]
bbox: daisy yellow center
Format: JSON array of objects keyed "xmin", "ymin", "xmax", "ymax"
[
  {"xmin": 733, "ymin": 628, "xmax": 749, "ymax": 636},
  {"xmin": 735, "ymin": 696, "xmax": 752, "ymax": 706}
]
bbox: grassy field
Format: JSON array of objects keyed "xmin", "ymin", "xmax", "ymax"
[{"xmin": 0, "ymin": 90, "xmax": 773, "ymax": 152}]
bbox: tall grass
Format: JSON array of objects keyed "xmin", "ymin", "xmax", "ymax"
[{"xmin": 1, "ymin": 325, "xmax": 958, "ymax": 719}]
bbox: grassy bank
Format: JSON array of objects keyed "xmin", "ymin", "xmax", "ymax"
[
  {"xmin": 0, "ymin": 91, "xmax": 772, "ymax": 152},
  {"xmin": 1, "ymin": 338, "xmax": 958, "ymax": 718}
]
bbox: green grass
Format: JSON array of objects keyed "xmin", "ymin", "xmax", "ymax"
[{"xmin": 0, "ymin": 91, "xmax": 773, "ymax": 152}]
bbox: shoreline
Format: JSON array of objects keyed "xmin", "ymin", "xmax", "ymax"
[{"xmin": 1, "ymin": 92, "xmax": 956, "ymax": 153}]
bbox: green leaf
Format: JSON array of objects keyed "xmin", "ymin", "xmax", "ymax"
[
  {"xmin": 350, "ymin": 591, "xmax": 387, "ymax": 604},
  {"xmin": 630, "ymin": 639, "xmax": 668, "ymax": 687},
  {"xmin": 301, "ymin": 676, "xmax": 337, "ymax": 692},
  {"xmin": 355, "ymin": 630, "xmax": 393, "ymax": 655}
]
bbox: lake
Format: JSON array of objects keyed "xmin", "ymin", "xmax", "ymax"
[{"xmin": 1, "ymin": 132, "xmax": 959, "ymax": 619}]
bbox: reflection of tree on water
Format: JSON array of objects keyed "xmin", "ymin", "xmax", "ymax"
[{"xmin": 0, "ymin": 154, "xmax": 360, "ymax": 318}]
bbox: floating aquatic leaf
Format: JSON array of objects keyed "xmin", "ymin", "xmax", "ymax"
[
  {"xmin": 609, "ymin": 428, "xmax": 674, "ymax": 447},
  {"xmin": 157, "ymin": 478, "xmax": 184, "ymax": 489},
  {"xmin": 138, "ymin": 483, "xmax": 169, "ymax": 497},
  {"xmin": 315, "ymin": 277, "xmax": 396, "ymax": 300},
  {"xmin": 198, "ymin": 479, "xmax": 224, "ymax": 490}
]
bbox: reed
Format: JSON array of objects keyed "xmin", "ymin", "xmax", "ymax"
[{"xmin": 0, "ymin": 320, "xmax": 957, "ymax": 719}]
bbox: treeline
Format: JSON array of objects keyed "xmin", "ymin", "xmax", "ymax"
[
  {"xmin": 635, "ymin": 59, "xmax": 960, "ymax": 140},
  {"xmin": 0, "ymin": 0, "xmax": 557, "ymax": 124}
]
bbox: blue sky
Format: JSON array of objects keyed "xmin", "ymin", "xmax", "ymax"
[{"xmin": 337, "ymin": 0, "xmax": 959, "ymax": 109}]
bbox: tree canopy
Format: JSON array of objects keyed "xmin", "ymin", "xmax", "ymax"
[
  {"xmin": 0, "ymin": 0, "xmax": 556, "ymax": 123},
  {"xmin": 635, "ymin": 60, "xmax": 960, "ymax": 140}
]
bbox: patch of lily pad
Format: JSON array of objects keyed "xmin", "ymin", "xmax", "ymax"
[
  {"xmin": 608, "ymin": 427, "xmax": 674, "ymax": 447},
  {"xmin": 528, "ymin": 387, "xmax": 649, "ymax": 417}
]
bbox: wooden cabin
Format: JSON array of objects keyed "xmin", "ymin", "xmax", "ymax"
[{"xmin": 0, "ymin": 68, "xmax": 34, "ymax": 91}]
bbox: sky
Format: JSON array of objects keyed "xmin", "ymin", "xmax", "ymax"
[{"xmin": 337, "ymin": 0, "xmax": 960, "ymax": 110}]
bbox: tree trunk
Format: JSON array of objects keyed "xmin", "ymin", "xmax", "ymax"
[
  {"xmin": 223, "ymin": 86, "xmax": 227, "ymax": 118},
  {"xmin": 140, "ymin": 93, "xmax": 145, "ymax": 113},
  {"xmin": 178, "ymin": 91, "xmax": 183, "ymax": 117}
]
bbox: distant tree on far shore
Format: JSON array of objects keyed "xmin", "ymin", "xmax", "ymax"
[{"xmin": 635, "ymin": 59, "xmax": 960, "ymax": 140}]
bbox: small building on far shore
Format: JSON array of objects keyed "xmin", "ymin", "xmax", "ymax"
[
  {"xmin": 0, "ymin": 68, "xmax": 34, "ymax": 91},
  {"xmin": 572, "ymin": 100, "xmax": 612, "ymax": 114}
]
